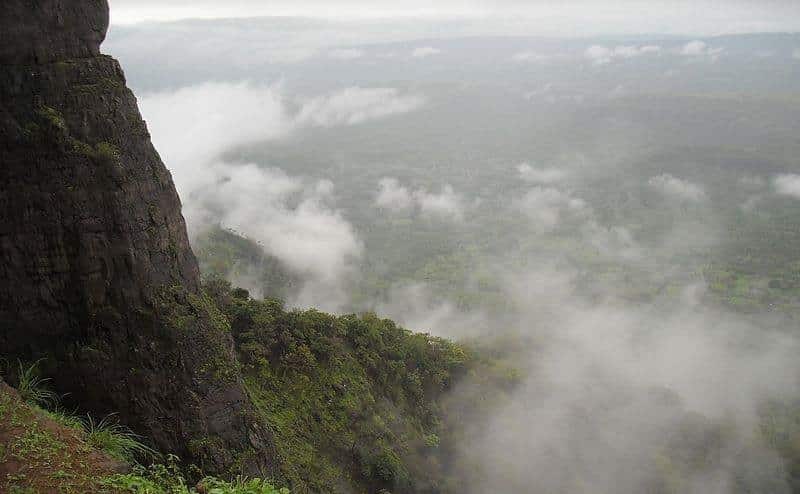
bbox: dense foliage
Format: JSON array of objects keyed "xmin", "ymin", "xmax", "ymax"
[
  {"xmin": 0, "ymin": 279, "xmax": 517, "ymax": 494},
  {"xmin": 205, "ymin": 278, "xmax": 518, "ymax": 493},
  {"xmin": 101, "ymin": 458, "xmax": 290, "ymax": 494}
]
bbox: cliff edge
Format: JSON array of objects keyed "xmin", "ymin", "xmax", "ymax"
[{"xmin": 0, "ymin": 0, "xmax": 275, "ymax": 475}]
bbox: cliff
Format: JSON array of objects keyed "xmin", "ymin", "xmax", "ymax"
[{"xmin": 0, "ymin": 0, "xmax": 275, "ymax": 475}]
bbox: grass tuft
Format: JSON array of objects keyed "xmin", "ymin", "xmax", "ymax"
[
  {"xmin": 83, "ymin": 414, "xmax": 157, "ymax": 464},
  {"xmin": 41, "ymin": 406, "xmax": 84, "ymax": 430},
  {"xmin": 198, "ymin": 476, "xmax": 290, "ymax": 494},
  {"xmin": 101, "ymin": 456, "xmax": 290, "ymax": 494},
  {"xmin": 16, "ymin": 359, "xmax": 58, "ymax": 408}
]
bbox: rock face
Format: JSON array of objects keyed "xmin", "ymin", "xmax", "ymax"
[
  {"xmin": 0, "ymin": 0, "xmax": 108, "ymax": 65},
  {"xmin": 0, "ymin": 0, "xmax": 275, "ymax": 475}
]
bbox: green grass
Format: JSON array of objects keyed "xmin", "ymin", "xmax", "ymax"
[
  {"xmin": 40, "ymin": 406, "xmax": 84, "ymax": 430},
  {"xmin": 16, "ymin": 360, "xmax": 58, "ymax": 408},
  {"xmin": 8, "ymin": 360, "xmax": 153, "ymax": 464},
  {"xmin": 200, "ymin": 477, "xmax": 289, "ymax": 494},
  {"xmin": 36, "ymin": 105, "xmax": 67, "ymax": 131},
  {"xmin": 2, "ymin": 382, "xmax": 263, "ymax": 492},
  {"xmin": 100, "ymin": 456, "xmax": 289, "ymax": 494},
  {"xmin": 0, "ymin": 385, "xmax": 110, "ymax": 493},
  {"xmin": 83, "ymin": 414, "xmax": 157, "ymax": 464},
  {"xmin": 102, "ymin": 474, "xmax": 289, "ymax": 494}
]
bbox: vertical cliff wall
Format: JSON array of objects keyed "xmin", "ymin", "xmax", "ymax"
[{"xmin": 0, "ymin": 0, "xmax": 274, "ymax": 475}]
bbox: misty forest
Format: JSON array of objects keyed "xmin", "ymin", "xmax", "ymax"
[{"xmin": 2, "ymin": 1, "xmax": 800, "ymax": 494}]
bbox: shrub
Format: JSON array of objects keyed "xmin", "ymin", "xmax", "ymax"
[
  {"xmin": 198, "ymin": 477, "xmax": 289, "ymax": 494},
  {"xmin": 280, "ymin": 344, "xmax": 317, "ymax": 373},
  {"xmin": 101, "ymin": 457, "xmax": 290, "ymax": 494},
  {"xmin": 424, "ymin": 433, "xmax": 440, "ymax": 448},
  {"xmin": 362, "ymin": 448, "xmax": 409, "ymax": 486},
  {"xmin": 100, "ymin": 455, "xmax": 189, "ymax": 493}
]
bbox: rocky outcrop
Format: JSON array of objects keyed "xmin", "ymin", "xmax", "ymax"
[
  {"xmin": 0, "ymin": 0, "xmax": 275, "ymax": 475},
  {"xmin": 0, "ymin": 0, "xmax": 108, "ymax": 65}
]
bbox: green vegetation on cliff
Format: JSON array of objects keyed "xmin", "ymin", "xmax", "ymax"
[
  {"xmin": 1, "ymin": 279, "xmax": 519, "ymax": 494},
  {"xmin": 205, "ymin": 278, "xmax": 518, "ymax": 493}
]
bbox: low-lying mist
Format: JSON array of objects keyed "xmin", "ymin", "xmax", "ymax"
[
  {"xmin": 140, "ymin": 82, "xmax": 424, "ymax": 310},
  {"xmin": 440, "ymin": 264, "xmax": 799, "ymax": 493},
  {"xmin": 132, "ymin": 28, "xmax": 800, "ymax": 492},
  {"xmin": 369, "ymin": 231, "xmax": 799, "ymax": 492}
]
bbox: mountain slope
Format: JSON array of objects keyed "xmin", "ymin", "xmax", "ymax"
[
  {"xmin": 0, "ymin": 2, "xmax": 518, "ymax": 491},
  {"xmin": 0, "ymin": 378, "xmax": 126, "ymax": 493}
]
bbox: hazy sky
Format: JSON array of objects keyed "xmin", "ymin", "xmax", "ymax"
[{"xmin": 108, "ymin": 0, "xmax": 800, "ymax": 35}]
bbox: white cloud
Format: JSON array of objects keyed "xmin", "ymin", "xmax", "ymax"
[
  {"xmin": 328, "ymin": 48, "xmax": 365, "ymax": 59},
  {"xmin": 639, "ymin": 45, "xmax": 662, "ymax": 54},
  {"xmin": 585, "ymin": 45, "xmax": 613, "ymax": 65},
  {"xmin": 414, "ymin": 184, "xmax": 465, "ymax": 221},
  {"xmin": 514, "ymin": 186, "xmax": 588, "ymax": 232},
  {"xmin": 612, "ymin": 45, "xmax": 641, "ymax": 58},
  {"xmin": 581, "ymin": 221, "xmax": 642, "ymax": 261},
  {"xmin": 139, "ymin": 82, "xmax": 292, "ymax": 198},
  {"xmin": 773, "ymin": 174, "xmax": 800, "ymax": 199},
  {"xmin": 375, "ymin": 283, "xmax": 489, "ymax": 339},
  {"xmin": 648, "ymin": 174, "xmax": 706, "ymax": 202},
  {"xmin": 296, "ymin": 87, "xmax": 425, "ymax": 127},
  {"xmin": 511, "ymin": 172, "xmax": 649, "ymax": 260},
  {"xmin": 375, "ymin": 178, "xmax": 465, "ymax": 221},
  {"xmin": 517, "ymin": 163, "xmax": 569, "ymax": 184},
  {"xmin": 614, "ymin": 44, "xmax": 661, "ymax": 58},
  {"xmin": 137, "ymin": 82, "xmax": 429, "ymax": 310},
  {"xmin": 376, "ymin": 177, "xmax": 414, "ymax": 210},
  {"xmin": 511, "ymin": 51, "xmax": 553, "ymax": 63},
  {"xmin": 161, "ymin": 159, "xmax": 363, "ymax": 312},
  {"xmin": 466, "ymin": 263, "xmax": 800, "ymax": 494},
  {"xmin": 141, "ymin": 82, "xmax": 425, "ymax": 207},
  {"xmin": 523, "ymin": 83, "xmax": 553, "ymax": 100},
  {"xmin": 609, "ymin": 84, "xmax": 627, "ymax": 99},
  {"xmin": 196, "ymin": 164, "xmax": 362, "ymax": 282},
  {"xmin": 681, "ymin": 40, "xmax": 708, "ymax": 55},
  {"xmin": 738, "ymin": 179, "xmax": 765, "ymax": 211},
  {"xmin": 794, "ymin": 48, "xmax": 800, "ymax": 60},
  {"xmin": 314, "ymin": 179, "xmax": 336, "ymax": 198},
  {"xmin": 141, "ymin": 83, "xmax": 424, "ymax": 175},
  {"xmin": 740, "ymin": 195, "xmax": 763, "ymax": 212},
  {"xmin": 584, "ymin": 44, "xmax": 661, "ymax": 65},
  {"xmin": 412, "ymin": 46, "xmax": 442, "ymax": 58},
  {"xmin": 680, "ymin": 40, "xmax": 724, "ymax": 59},
  {"xmin": 108, "ymin": 0, "xmax": 800, "ymax": 38},
  {"xmin": 739, "ymin": 175, "xmax": 766, "ymax": 188}
]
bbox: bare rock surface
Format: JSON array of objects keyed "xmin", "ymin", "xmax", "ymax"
[{"xmin": 0, "ymin": 0, "xmax": 276, "ymax": 476}]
